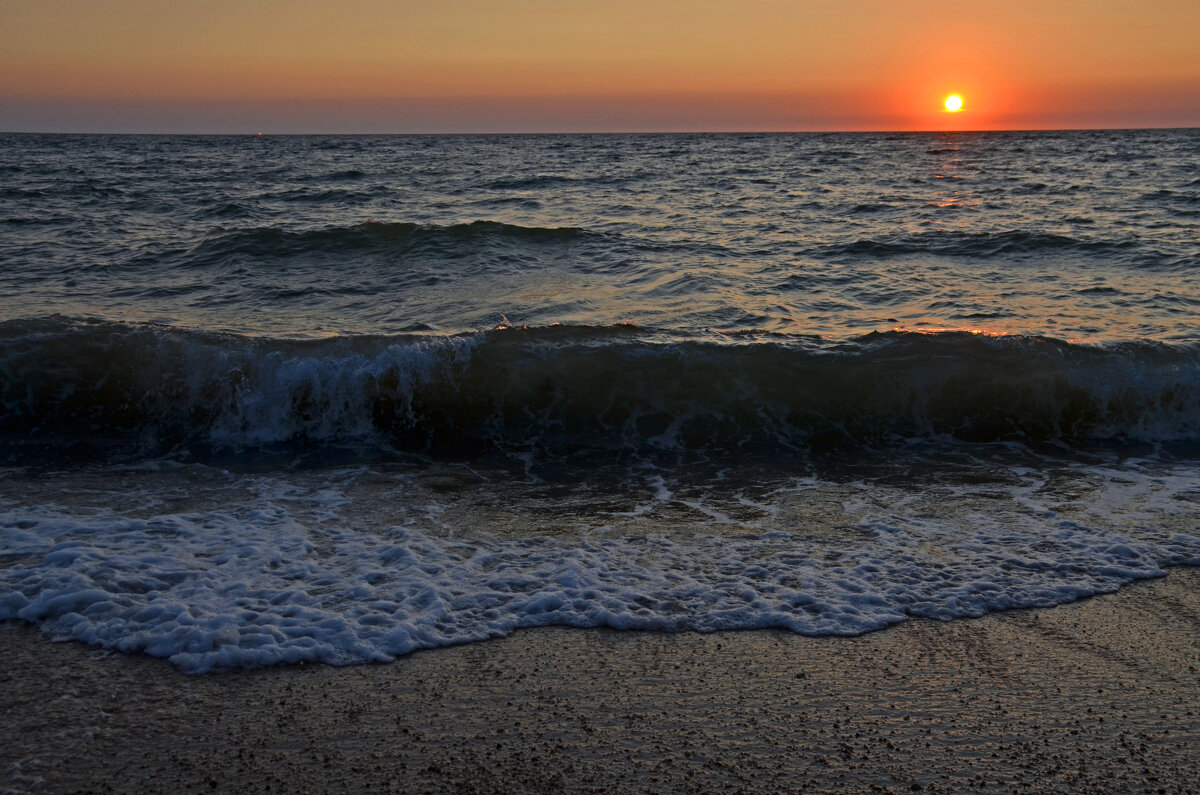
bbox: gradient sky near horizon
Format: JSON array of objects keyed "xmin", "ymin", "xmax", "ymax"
[{"xmin": 2, "ymin": 0, "xmax": 1198, "ymax": 133}]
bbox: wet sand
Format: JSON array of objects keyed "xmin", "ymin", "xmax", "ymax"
[{"xmin": 3, "ymin": 569, "xmax": 1200, "ymax": 794}]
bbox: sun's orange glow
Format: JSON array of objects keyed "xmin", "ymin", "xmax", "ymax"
[
  {"xmin": 944, "ymin": 95, "xmax": 963, "ymax": 112},
  {"xmin": 2, "ymin": 1, "xmax": 1199, "ymax": 132}
]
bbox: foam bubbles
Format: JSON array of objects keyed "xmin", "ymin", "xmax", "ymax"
[{"xmin": 2, "ymin": 465, "xmax": 1198, "ymax": 673}]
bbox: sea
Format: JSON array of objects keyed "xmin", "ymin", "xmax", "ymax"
[{"xmin": 1, "ymin": 130, "xmax": 1199, "ymax": 673}]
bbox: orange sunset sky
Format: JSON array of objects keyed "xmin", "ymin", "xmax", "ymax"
[{"xmin": 2, "ymin": 0, "xmax": 1198, "ymax": 133}]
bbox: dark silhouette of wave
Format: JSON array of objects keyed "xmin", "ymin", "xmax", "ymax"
[{"xmin": 3, "ymin": 318, "xmax": 1198, "ymax": 462}]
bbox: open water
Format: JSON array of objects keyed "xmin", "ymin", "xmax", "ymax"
[{"xmin": 2, "ymin": 130, "xmax": 1199, "ymax": 671}]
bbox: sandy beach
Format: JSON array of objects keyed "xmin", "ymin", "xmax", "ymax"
[{"xmin": 2, "ymin": 568, "xmax": 1198, "ymax": 793}]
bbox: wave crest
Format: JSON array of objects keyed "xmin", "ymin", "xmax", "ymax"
[{"xmin": 2, "ymin": 318, "xmax": 1199, "ymax": 460}]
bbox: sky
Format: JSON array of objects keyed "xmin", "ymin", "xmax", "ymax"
[{"xmin": 2, "ymin": 0, "xmax": 1198, "ymax": 133}]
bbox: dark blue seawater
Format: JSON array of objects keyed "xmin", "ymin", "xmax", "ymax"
[
  {"xmin": 1, "ymin": 131, "xmax": 1199, "ymax": 671},
  {"xmin": 4, "ymin": 130, "xmax": 1199, "ymax": 340}
]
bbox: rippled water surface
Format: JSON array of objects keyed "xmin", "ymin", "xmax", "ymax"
[{"xmin": 3, "ymin": 130, "xmax": 1198, "ymax": 340}]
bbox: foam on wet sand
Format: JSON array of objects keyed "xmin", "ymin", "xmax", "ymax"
[{"xmin": 3, "ymin": 568, "xmax": 1199, "ymax": 793}]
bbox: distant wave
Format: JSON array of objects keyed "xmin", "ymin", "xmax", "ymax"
[
  {"xmin": 483, "ymin": 174, "xmax": 583, "ymax": 190},
  {"xmin": 845, "ymin": 202, "xmax": 893, "ymax": 215},
  {"xmin": 817, "ymin": 230, "xmax": 1138, "ymax": 260},
  {"xmin": 182, "ymin": 220, "xmax": 595, "ymax": 266},
  {"xmin": 482, "ymin": 173, "xmax": 645, "ymax": 190},
  {"xmin": 321, "ymin": 168, "xmax": 367, "ymax": 180},
  {"xmin": 3, "ymin": 317, "xmax": 1199, "ymax": 461}
]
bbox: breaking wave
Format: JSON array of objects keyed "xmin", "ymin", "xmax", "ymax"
[{"xmin": 3, "ymin": 317, "xmax": 1199, "ymax": 461}]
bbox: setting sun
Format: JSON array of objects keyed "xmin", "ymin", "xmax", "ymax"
[{"xmin": 944, "ymin": 95, "xmax": 963, "ymax": 112}]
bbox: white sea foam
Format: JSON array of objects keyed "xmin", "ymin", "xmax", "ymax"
[{"xmin": 2, "ymin": 464, "xmax": 1197, "ymax": 673}]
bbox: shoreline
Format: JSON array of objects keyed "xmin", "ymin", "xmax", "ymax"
[{"xmin": 3, "ymin": 569, "xmax": 1200, "ymax": 793}]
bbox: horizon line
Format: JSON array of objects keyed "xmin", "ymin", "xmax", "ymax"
[{"xmin": 4, "ymin": 125, "xmax": 1199, "ymax": 137}]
